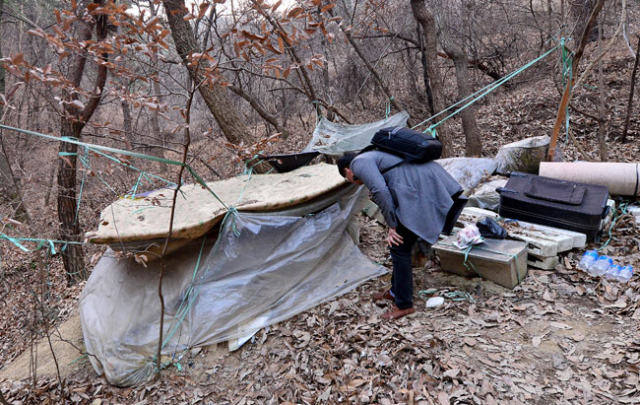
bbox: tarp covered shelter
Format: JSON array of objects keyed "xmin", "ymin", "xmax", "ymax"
[
  {"xmin": 81, "ymin": 114, "xmax": 421, "ymax": 386},
  {"xmin": 81, "ymin": 185, "xmax": 384, "ymax": 386}
]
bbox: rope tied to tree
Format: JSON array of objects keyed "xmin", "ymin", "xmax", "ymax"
[
  {"xmin": 385, "ymin": 97, "xmax": 394, "ymax": 118},
  {"xmin": 0, "ymin": 123, "xmax": 228, "ymax": 209},
  {"xmin": 411, "ymin": 43, "xmax": 562, "ymax": 134},
  {"xmin": 560, "ymin": 38, "xmax": 573, "ymax": 145}
]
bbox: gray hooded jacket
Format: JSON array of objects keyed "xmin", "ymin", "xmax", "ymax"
[{"xmin": 351, "ymin": 150, "xmax": 463, "ymax": 244}]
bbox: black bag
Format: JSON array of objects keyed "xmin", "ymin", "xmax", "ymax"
[
  {"xmin": 369, "ymin": 126, "xmax": 443, "ymax": 164},
  {"xmin": 476, "ymin": 217, "xmax": 507, "ymax": 239}
]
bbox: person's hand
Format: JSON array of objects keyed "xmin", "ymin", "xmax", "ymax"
[{"xmin": 388, "ymin": 228, "xmax": 404, "ymax": 247}]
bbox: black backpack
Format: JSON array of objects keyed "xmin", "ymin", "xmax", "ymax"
[{"xmin": 360, "ymin": 126, "xmax": 443, "ymax": 173}]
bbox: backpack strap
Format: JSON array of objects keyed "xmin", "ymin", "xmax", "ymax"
[
  {"xmin": 357, "ymin": 145, "xmax": 407, "ymax": 175},
  {"xmin": 380, "ymin": 159, "xmax": 407, "ymax": 174}
]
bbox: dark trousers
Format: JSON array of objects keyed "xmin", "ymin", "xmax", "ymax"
[{"xmin": 390, "ymin": 223, "xmax": 419, "ymax": 309}]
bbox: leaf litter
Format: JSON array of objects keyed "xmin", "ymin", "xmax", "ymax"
[{"xmin": 2, "ymin": 42, "xmax": 640, "ymax": 405}]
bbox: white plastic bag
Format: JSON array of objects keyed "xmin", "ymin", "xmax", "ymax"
[{"xmin": 454, "ymin": 224, "xmax": 484, "ymax": 249}]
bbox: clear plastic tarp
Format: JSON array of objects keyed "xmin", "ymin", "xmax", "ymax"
[
  {"xmin": 436, "ymin": 157, "xmax": 498, "ymax": 194},
  {"xmin": 80, "ymin": 186, "xmax": 385, "ymax": 386},
  {"xmin": 303, "ymin": 111, "xmax": 410, "ymax": 156},
  {"xmin": 467, "ymin": 177, "xmax": 508, "ymax": 212}
]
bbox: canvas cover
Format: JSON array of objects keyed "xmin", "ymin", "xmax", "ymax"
[
  {"xmin": 80, "ymin": 186, "xmax": 385, "ymax": 386},
  {"xmin": 303, "ymin": 111, "xmax": 410, "ymax": 156}
]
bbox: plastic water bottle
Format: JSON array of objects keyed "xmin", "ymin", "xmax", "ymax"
[
  {"xmin": 590, "ymin": 256, "xmax": 613, "ymax": 276},
  {"xmin": 604, "ymin": 264, "xmax": 622, "ymax": 280},
  {"xmin": 617, "ymin": 265, "xmax": 634, "ymax": 282},
  {"xmin": 578, "ymin": 250, "xmax": 598, "ymax": 272}
]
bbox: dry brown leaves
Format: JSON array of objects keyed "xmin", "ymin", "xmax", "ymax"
[{"xmin": 3, "ymin": 40, "xmax": 640, "ymax": 405}]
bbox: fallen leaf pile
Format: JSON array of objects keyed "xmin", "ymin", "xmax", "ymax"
[{"xmin": 2, "ymin": 37, "xmax": 640, "ymax": 405}]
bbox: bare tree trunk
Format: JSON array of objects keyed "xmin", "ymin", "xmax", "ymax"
[
  {"xmin": 150, "ymin": 80, "xmax": 163, "ymax": 144},
  {"xmin": 162, "ymin": 0, "xmax": 254, "ymax": 147},
  {"xmin": 417, "ymin": 23, "xmax": 435, "ymax": 115},
  {"xmin": 0, "ymin": 141, "xmax": 13, "ymax": 197},
  {"xmin": 121, "ymin": 96, "xmax": 138, "ymax": 172},
  {"xmin": 596, "ymin": 15, "xmax": 607, "ymax": 161},
  {"xmin": 547, "ymin": 0, "xmax": 605, "ymax": 160},
  {"xmin": 256, "ymin": 1, "xmax": 347, "ymax": 122},
  {"xmin": 122, "ymin": 99, "xmax": 133, "ymax": 145},
  {"xmin": 0, "ymin": 0, "xmax": 10, "ymax": 191},
  {"xmin": 571, "ymin": 0, "xmax": 597, "ymax": 43},
  {"xmin": 410, "ymin": 0, "xmax": 453, "ymax": 156},
  {"xmin": 320, "ymin": 26, "xmax": 336, "ymax": 122},
  {"xmin": 228, "ymin": 85, "xmax": 288, "ymax": 137},
  {"xmin": 44, "ymin": 161, "xmax": 56, "ymax": 207},
  {"xmin": 334, "ymin": 17, "xmax": 405, "ymax": 117},
  {"xmin": 58, "ymin": 122, "xmax": 87, "ymax": 283},
  {"xmin": 0, "ymin": 0, "xmax": 28, "ymax": 221},
  {"xmin": 621, "ymin": 37, "xmax": 640, "ymax": 143},
  {"xmin": 58, "ymin": 3, "xmax": 109, "ymax": 284},
  {"xmin": 547, "ymin": 0, "xmax": 554, "ymax": 43},
  {"xmin": 148, "ymin": 1, "xmax": 164, "ymax": 146},
  {"xmin": 435, "ymin": 14, "xmax": 483, "ymax": 156}
]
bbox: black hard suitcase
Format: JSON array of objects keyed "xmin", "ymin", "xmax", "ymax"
[{"xmin": 497, "ymin": 172, "xmax": 609, "ymax": 241}]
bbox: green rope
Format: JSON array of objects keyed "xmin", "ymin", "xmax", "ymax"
[
  {"xmin": 437, "ymin": 241, "xmax": 521, "ymax": 284},
  {"xmin": 312, "ymin": 100, "xmax": 322, "ymax": 126},
  {"xmin": 417, "ymin": 289, "xmax": 474, "ymax": 302},
  {"xmin": 0, "ymin": 233, "xmax": 30, "ymax": 252},
  {"xmin": 88, "ymin": 148, "xmax": 175, "ymax": 189},
  {"xmin": 412, "ymin": 44, "xmax": 561, "ymax": 132},
  {"xmin": 74, "ymin": 147, "xmax": 89, "ymax": 226},
  {"xmin": 0, "ymin": 234, "xmax": 83, "ymax": 255},
  {"xmin": 160, "ymin": 205, "xmax": 243, "ymax": 352},
  {"xmin": 77, "ymin": 152, "xmax": 118, "ymax": 195},
  {"xmin": 444, "ymin": 291, "xmax": 474, "ymax": 302},
  {"xmin": 462, "ymin": 245, "xmax": 485, "ymax": 279},
  {"xmin": 385, "ymin": 97, "xmax": 393, "ymax": 118},
  {"xmin": 0, "ymin": 124, "xmax": 228, "ymax": 209},
  {"xmin": 129, "ymin": 172, "xmax": 145, "ymax": 200},
  {"xmin": 560, "ymin": 38, "xmax": 573, "ymax": 145},
  {"xmin": 161, "ymin": 235, "xmax": 208, "ymax": 349},
  {"xmin": 598, "ymin": 201, "xmax": 630, "ymax": 251}
]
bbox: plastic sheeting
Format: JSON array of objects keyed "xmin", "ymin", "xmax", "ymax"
[
  {"xmin": 467, "ymin": 177, "xmax": 508, "ymax": 212},
  {"xmin": 436, "ymin": 158, "xmax": 498, "ymax": 194},
  {"xmin": 495, "ymin": 135, "xmax": 549, "ymax": 175},
  {"xmin": 303, "ymin": 111, "xmax": 410, "ymax": 156},
  {"xmin": 80, "ymin": 186, "xmax": 385, "ymax": 386}
]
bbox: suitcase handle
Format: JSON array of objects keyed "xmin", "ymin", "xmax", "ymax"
[{"xmin": 495, "ymin": 187, "xmax": 517, "ymax": 194}]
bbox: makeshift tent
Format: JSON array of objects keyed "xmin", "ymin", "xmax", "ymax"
[{"xmin": 81, "ymin": 185, "xmax": 385, "ymax": 386}]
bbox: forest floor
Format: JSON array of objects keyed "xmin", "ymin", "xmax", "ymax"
[{"xmin": 1, "ymin": 45, "xmax": 640, "ymax": 404}]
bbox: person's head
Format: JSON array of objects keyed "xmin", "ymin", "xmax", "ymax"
[{"xmin": 337, "ymin": 152, "xmax": 362, "ymax": 184}]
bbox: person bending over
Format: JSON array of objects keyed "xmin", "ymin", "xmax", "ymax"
[{"xmin": 338, "ymin": 150, "xmax": 463, "ymax": 320}]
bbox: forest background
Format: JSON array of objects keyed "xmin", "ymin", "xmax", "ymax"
[{"xmin": 1, "ymin": 0, "xmax": 640, "ymax": 403}]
